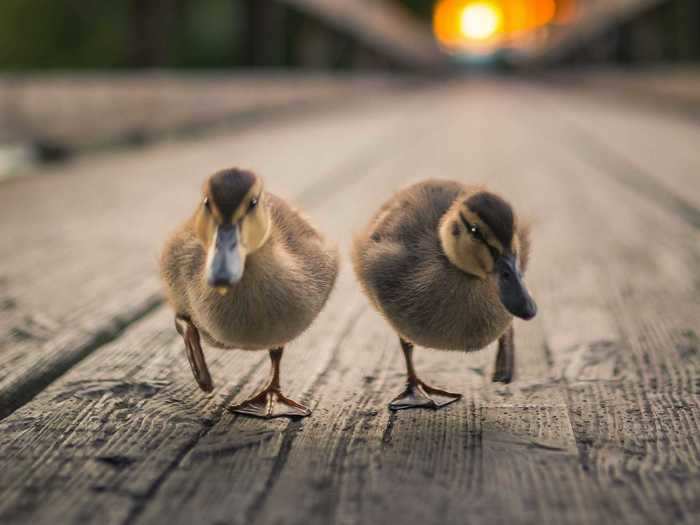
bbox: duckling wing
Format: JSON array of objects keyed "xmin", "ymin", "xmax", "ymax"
[
  {"xmin": 351, "ymin": 180, "xmax": 464, "ymax": 308},
  {"xmin": 352, "ymin": 179, "xmax": 463, "ymax": 271},
  {"xmin": 160, "ymin": 220, "xmax": 205, "ymax": 316},
  {"xmin": 267, "ymin": 193, "xmax": 330, "ymax": 252},
  {"xmin": 265, "ymin": 192, "xmax": 339, "ymax": 294}
]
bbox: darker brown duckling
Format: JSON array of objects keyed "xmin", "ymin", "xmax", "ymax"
[
  {"xmin": 351, "ymin": 179, "xmax": 537, "ymax": 410},
  {"xmin": 160, "ymin": 168, "xmax": 338, "ymax": 418}
]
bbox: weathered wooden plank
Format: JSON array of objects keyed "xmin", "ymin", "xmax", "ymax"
[
  {"xmin": 530, "ymin": 86, "xmax": 700, "ymax": 222},
  {"xmin": 0, "ymin": 278, "xmax": 162, "ymax": 419},
  {"xmin": 513, "ymin": 87, "xmax": 700, "ymax": 523},
  {"xmin": 519, "ymin": 85, "xmax": 700, "ymax": 388},
  {"xmin": 567, "ymin": 382, "xmax": 700, "ymax": 523},
  {"xmin": 0, "ymin": 307, "xmax": 265, "ymax": 524}
]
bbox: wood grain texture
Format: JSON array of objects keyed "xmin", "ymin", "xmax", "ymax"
[
  {"xmin": 514, "ymin": 86, "xmax": 700, "ymax": 524},
  {"xmin": 1, "ymin": 79, "xmax": 699, "ymax": 525}
]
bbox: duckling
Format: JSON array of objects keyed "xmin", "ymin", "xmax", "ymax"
[
  {"xmin": 160, "ymin": 168, "xmax": 339, "ymax": 418},
  {"xmin": 351, "ymin": 180, "xmax": 537, "ymax": 410}
]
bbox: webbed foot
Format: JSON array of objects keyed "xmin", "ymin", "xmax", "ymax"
[
  {"xmin": 389, "ymin": 337, "xmax": 462, "ymax": 411},
  {"xmin": 230, "ymin": 387, "xmax": 311, "ymax": 418},
  {"xmin": 389, "ymin": 380, "xmax": 461, "ymax": 411},
  {"xmin": 229, "ymin": 347, "xmax": 310, "ymax": 419}
]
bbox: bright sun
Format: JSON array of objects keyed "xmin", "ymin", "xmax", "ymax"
[{"xmin": 459, "ymin": 3, "xmax": 501, "ymax": 41}]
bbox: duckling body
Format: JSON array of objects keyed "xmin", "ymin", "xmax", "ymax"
[
  {"xmin": 161, "ymin": 168, "xmax": 338, "ymax": 418},
  {"xmin": 353, "ymin": 180, "xmax": 516, "ymax": 351},
  {"xmin": 162, "ymin": 193, "xmax": 337, "ymax": 351},
  {"xmin": 352, "ymin": 179, "xmax": 536, "ymax": 410}
]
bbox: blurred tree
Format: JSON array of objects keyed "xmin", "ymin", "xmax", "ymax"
[
  {"xmin": 172, "ymin": 0, "xmax": 242, "ymax": 68},
  {"xmin": 0, "ymin": 0, "xmax": 244, "ymax": 69},
  {"xmin": 0, "ymin": 0, "xmax": 436, "ymax": 71},
  {"xmin": 127, "ymin": 0, "xmax": 173, "ymax": 67},
  {"xmin": 571, "ymin": 0, "xmax": 700, "ymax": 66},
  {"xmin": 0, "ymin": 0, "xmax": 130, "ymax": 68},
  {"xmin": 396, "ymin": 0, "xmax": 435, "ymax": 21}
]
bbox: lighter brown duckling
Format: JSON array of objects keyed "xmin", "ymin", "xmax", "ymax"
[
  {"xmin": 160, "ymin": 168, "xmax": 338, "ymax": 418},
  {"xmin": 351, "ymin": 179, "xmax": 536, "ymax": 410}
]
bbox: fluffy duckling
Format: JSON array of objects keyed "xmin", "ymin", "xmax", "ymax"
[
  {"xmin": 351, "ymin": 180, "xmax": 536, "ymax": 410},
  {"xmin": 161, "ymin": 168, "xmax": 338, "ymax": 418}
]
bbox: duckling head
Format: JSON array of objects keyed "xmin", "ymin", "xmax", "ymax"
[
  {"xmin": 439, "ymin": 191, "xmax": 537, "ymax": 320},
  {"xmin": 194, "ymin": 168, "xmax": 271, "ymax": 290}
]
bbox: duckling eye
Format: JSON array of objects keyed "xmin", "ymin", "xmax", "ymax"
[
  {"xmin": 248, "ymin": 198, "xmax": 258, "ymax": 212},
  {"xmin": 203, "ymin": 197, "xmax": 210, "ymax": 212},
  {"xmin": 459, "ymin": 213, "xmax": 484, "ymax": 242},
  {"xmin": 468, "ymin": 224, "xmax": 484, "ymax": 242}
]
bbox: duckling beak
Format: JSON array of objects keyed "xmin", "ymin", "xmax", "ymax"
[
  {"xmin": 206, "ymin": 224, "xmax": 245, "ymax": 289},
  {"xmin": 495, "ymin": 254, "xmax": 537, "ymax": 321}
]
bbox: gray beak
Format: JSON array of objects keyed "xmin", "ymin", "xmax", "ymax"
[
  {"xmin": 207, "ymin": 224, "xmax": 244, "ymax": 287},
  {"xmin": 495, "ymin": 254, "xmax": 537, "ymax": 320}
]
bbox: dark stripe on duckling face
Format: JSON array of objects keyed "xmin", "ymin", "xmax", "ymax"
[
  {"xmin": 458, "ymin": 211, "xmax": 503, "ymax": 265},
  {"xmin": 464, "ymin": 192, "xmax": 514, "ymax": 250},
  {"xmin": 208, "ymin": 168, "xmax": 257, "ymax": 223}
]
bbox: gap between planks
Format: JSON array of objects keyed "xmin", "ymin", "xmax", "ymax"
[{"xmin": 0, "ymin": 290, "xmax": 163, "ymax": 420}]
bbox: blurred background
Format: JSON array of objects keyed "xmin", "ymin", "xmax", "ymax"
[{"xmin": 1, "ymin": 0, "xmax": 699, "ymax": 173}]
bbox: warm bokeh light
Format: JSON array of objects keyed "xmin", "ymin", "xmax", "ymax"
[
  {"xmin": 434, "ymin": 0, "xmax": 566, "ymax": 53},
  {"xmin": 459, "ymin": 3, "xmax": 502, "ymax": 41}
]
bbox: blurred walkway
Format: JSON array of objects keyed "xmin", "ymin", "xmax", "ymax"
[
  {"xmin": 0, "ymin": 73, "xmax": 402, "ymax": 150},
  {"xmin": 0, "ymin": 78, "xmax": 699, "ymax": 525}
]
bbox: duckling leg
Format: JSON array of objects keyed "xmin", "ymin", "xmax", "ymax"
[
  {"xmin": 389, "ymin": 338, "xmax": 462, "ymax": 411},
  {"xmin": 492, "ymin": 325, "xmax": 514, "ymax": 384},
  {"xmin": 230, "ymin": 347, "xmax": 311, "ymax": 419},
  {"xmin": 175, "ymin": 315, "xmax": 214, "ymax": 393}
]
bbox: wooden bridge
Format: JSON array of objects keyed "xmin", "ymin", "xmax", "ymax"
[{"xmin": 1, "ymin": 74, "xmax": 699, "ymax": 524}]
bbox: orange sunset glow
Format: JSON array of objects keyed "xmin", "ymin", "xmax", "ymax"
[{"xmin": 434, "ymin": 0, "xmax": 575, "ymax": 53}]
